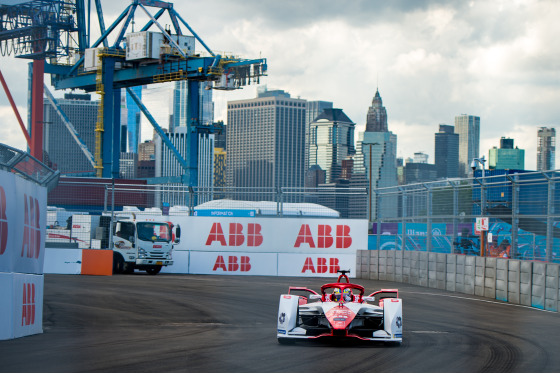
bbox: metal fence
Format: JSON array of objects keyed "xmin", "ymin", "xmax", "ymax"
[
  {"xmin": 45, "ymin": 170, "xmax": 560, "ymax": 263},
  {"xmin": 373, "ymin": 170, "xmax": 560, "ymax": 263}
]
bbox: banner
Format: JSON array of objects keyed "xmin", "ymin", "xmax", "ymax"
[
  {"xmin": 277, "ymin": 253, "xmax": 356, "ymax": 277},
  {"xmin": 170, "ymin": 217, "xmax": 368, "ymax": 254},
  {"xmin": 189, "ymin": 251, "xmax": 277, "ymax": 276}
]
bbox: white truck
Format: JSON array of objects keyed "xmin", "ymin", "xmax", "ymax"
[{"xmin": 110, "ymin": 215, "xmax": 181, "ymax": 275}]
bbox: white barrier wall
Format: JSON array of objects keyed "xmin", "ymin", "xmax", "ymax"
[
  {"xmin": 357, "ymin": 250, "xmax": 560, "ymax": 312},
  {"xmin": 0, "ymin": 170, "xmax": 46, "ymax": 340}
]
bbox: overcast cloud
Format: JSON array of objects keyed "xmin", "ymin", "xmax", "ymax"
[{"xmin": 1, "ymin": 0, "xmax": 559, "ymax": 170}]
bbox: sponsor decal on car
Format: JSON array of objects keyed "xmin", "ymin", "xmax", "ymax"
[
  {"xmin": 278, "ymin": 312, "xmax": 286, "ymax": 324},
  {"xmin": 277, "ymin": 329, "xmax": 286, "ymax": 334}
]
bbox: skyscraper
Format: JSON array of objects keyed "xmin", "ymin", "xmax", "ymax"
[
  {"xmin": 352, "ymin": 89, "xmax": 398, "ymax": 220},
  {"xmin": 489, "ymin": 137, "xmax": 525, "ymax": 170},
  {"xmin": 226, "ymin": 88, "xmax": 306, "ymax": 200},
  {"xmin": 434, "ymin": 124, "xmax": 459, "ymax": 178},
  {"xmin": 305, "ymin": 100, "xmax": 333, "ymax": 172},
  {"xmin": 125, "ymin": 85, "xmax": 143, "ymax": 153},
  {"xmin": 537, "ymin": 127, "xmax": 556, "ymax": 171},
  {"xmin": 171, "ymin": 80, "xmax": 214, "ymax": 131},
  {"xmin": 365, "ymin": 89, "xmax": 388, "ymax": 132},
  {"xmin": 455, "ymin": 114, "xmax": 480, "ymax": 177},
  {"xmin": 308, "ymin": 108, "xmax": 355, "ymax": 184},
  {"xmin": 43, "ymin": 93, "xmax": 98, "ymax": 175}
]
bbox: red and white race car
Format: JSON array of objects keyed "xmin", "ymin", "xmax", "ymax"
[{"xmin": 277, "ymin": 270, "xmax": 402, "ymax": 344}]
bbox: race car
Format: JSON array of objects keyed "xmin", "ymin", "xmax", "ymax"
[{"xmin": 277, "ymin": 270, "xmax": 402, "ymax": 344}]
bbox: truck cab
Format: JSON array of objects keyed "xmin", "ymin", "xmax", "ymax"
[{"xmin": 111, "ymin": 218, "xmax": 180, "ymax": 275}]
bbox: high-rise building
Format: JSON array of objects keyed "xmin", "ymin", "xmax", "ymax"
[
  {"xmin": 138, "ymin": 140, "xmax": 155, "ymax": 161},
  {"xmin": 226, "ymin": 88, "xmax": 306, "ymax": 200},
  {"xmin": 351, "ymin": 89, "xmax": 398, "ymax": 220},
  {"xmin": 43, "ymin": 93, "xmax": 98, "ymax": 175},
  {"xmin": 308, "ymin": 108, "xmax": 355, "ymax": 184},
  {"xmin": 455, "ymin": 114, "xmax": 480, "ymax": 177},
  {"xmin": 434, "ymin": 124, "xmax": 459, "ymax": 179},
  {"xmin": 155, "ymin": 127, "xmax": 215, "ymax": 206},
  {"xmin": 365, "ymin": 89, "xmax": 388, "ymax": 132},
  {"xmin": 537, "ymin": 127, "xmax": 556, "ymax": 171},
  {"xmin": 305, "ymin": 100, "xmax": 333, "ymax": 172},
  {"xmin": 404, "ymin": 162, "xmax": 437, "ymax": 184},
  {"xmin": 125, "ymin": 85, "xmax": 143, "ymax": 153},
  {"xmin": 119, "ymin": 152, "xmax": 138, "ymax": 179},
  {"xmin": 489, "ymin": 137, "xmax": 525, "ymax": 170},
  {"xmin": 171, "ymin": 80, "xmax": 214, "ymax": 130}
]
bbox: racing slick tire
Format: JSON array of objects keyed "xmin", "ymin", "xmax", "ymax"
[
  {"xmin": 112, "ymin": 253, "xmax": 124, "ymax": 274},
  {"xmin": 277, "ymin": 337, "xmax": 295, "ymax": 345},
  {"xmin": 146, "ymin": 265, "xmax": 162, "ymax": 275}
]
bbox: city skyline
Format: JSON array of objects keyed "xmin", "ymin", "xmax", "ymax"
[{"xmin": 1, "ymin": 1, "xmax": 559, "ymax": 171}]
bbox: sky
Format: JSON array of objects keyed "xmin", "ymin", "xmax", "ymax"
[{"xmin": 1, "ymin": 0, "xmax": 559, "ymax": 170}]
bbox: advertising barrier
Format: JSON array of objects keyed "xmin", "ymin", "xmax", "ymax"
[{"xmin": 0, "ymin": 170, "xmax": 46, "ymax": 340}]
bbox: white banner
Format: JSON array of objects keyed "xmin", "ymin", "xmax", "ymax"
[
  {"xmin": 277, "ymin": 253, "xmax": 356, "ymax": 277},
  {"xmin": 12, "ymin": 176, "xmax": 46, "ymax": 275},
  {"xmin": 12, "ymin": 273, "xmax": 43, "ymax": 338},
  {"xmin": 0, "ymin": 273, "xmax": 14, "ymax": 340},
  {"xmin": 43, "ymin": 248, "xmax": 82, "ymax": 274},
  {"xmin": 0, "ymin": 171, "xmax": 15, "ymax": 274},
  {"xmin": 170, "ymin": 217, "xmax": 368, "ymax": 254},
  {"xmin": 189, "ymin": 251, "xmax": 278, "ymax": 276}
]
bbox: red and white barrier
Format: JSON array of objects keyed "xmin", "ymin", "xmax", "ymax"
[{"xmin": 0, "ymin": 170, "xmax": 46, "ymax": 340}]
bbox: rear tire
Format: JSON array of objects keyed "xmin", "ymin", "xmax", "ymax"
[
  {"xmin": 112, "ymin": 253, "xmax": 124, "ymax": 274},
  {"xmin": 146, "ymin": 265, "xmax": 162, "ymax": 275}
]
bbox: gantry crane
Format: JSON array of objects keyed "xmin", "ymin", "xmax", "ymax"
[{"xmin": 1, "ymin": 0, "xmax": 267, "ymax": 185}]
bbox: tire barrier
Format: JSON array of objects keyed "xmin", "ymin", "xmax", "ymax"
[{"xmin": 356, "ymin": 250, "xmax": 560, "ymax": 312}]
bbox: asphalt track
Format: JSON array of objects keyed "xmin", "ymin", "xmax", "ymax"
[{"xmin": 1, "ymin": 274, "xmax": 560, "ymax": 372}]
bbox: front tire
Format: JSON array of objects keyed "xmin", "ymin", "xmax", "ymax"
[{"xmin": 146, "ymin": 265, "xmax": 162, "ymax": 275}]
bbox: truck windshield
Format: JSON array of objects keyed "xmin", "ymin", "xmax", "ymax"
[{"xmin": 137, "ymin": 222, "xmax": 170, "ymax": 242}]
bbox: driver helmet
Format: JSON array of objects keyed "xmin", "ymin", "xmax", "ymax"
[
  {"xmin": 332, "ymin": 288, "xmax": 341, "ymax": 302},
  {"xmin": 343, "ymin": 288, "xmax": 352, "ymax": 302}
]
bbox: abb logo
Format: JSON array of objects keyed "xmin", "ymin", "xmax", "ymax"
[
  {"xmin": 212, "ymin": 255, "xmax": 252, "ymax": 272},
  {"xmin": 22, "ymin": 283, "xmax": 36, "ymax": 326},
  {"xmin": 206, "ymin": 223, "xmax": 263, "ymax": 247},
  {"xmin": 301, "ymin": 257, "xmax": 340, "ymax": 274},
  {"xmin": 21, "ymin": 194, "xmax": 41, "ymax": 259},
  {"xmin": 0, "ymin": 186, "xmax": 7, "ymax": 255},
  {"xmin": 294, "ymin": 224, "xmax": 352, "ymax": 249}
]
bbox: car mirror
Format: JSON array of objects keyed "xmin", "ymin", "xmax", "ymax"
[
  {"xmin": 309, "ymin": 294, "xmax": 321, "ymax": 300},
  {"xmin": 362, "ymin": 296, "xmax": 375, "ymax": 302}
]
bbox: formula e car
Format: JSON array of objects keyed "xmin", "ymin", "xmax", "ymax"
[{"xmin": 277, "ymin": 270, "xmax": 402, "ymax": 344}]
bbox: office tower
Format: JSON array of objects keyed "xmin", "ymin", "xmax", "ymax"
[
  {"xmin": 308, "ymin": 108, "xmax": 355, "ymax": 184},
  {"xmin": 214, "ymin": 147, "xmax": 226, "ymax": 188},
  {"xmin": 171, "ymin": 80, "xmax": 214, "ymax": 130},
  {"xmin": 489, "ymin": 137, "xmax": 525, "ymax": 170},
  {"xmin": 537, "ymin": 127, "xmax": 556, "ymax": 171},
  {"xmin": 413, "ymin": 152, "xmax": 429, "ymax": 163},
  {"xmin": 155, "ymin": 127, "xmax": 215, "ymax": 206},
  {"xmin": 119, "ymin": 152, "xmax": 138, "ymax": 179},
  {"xmin": 125, "ymin": 85, "xmax": 143, "ymax": 153},
  {"xmin": 138, "ymin": 140, "xmax": 155, "ymax": 161},
  {"xmin": 435, "ymin": 124, "xmax": 459, "ymax": 178},
  {"xmin": 305, "ymin": 100, "xmax": 333, "ymax": 171},
  {"xmin": 351, "ymin": 89, "xmax": 398, "ymax": 220},
  {"xmin": 455, "ymin": 114, "xmax": 480, "ymax": 177},
  {"xmin": 137, "ymin": 160, "xmax": 155, "ymax": 178},
  {"xmin": 226, "ymin": 88, "xmax": 306, "ymax": 200},
  {"xmin": 404, "ymin": 161, "xmax": 437, "ymax": 184},
  {"xmin": 119, "ymin": 90, "xmax": 128, "ymax": 153},
  {"xmin": 365, "ymin": 89, "xmax": 388, "ymax": 132},
  {"xmin": 43, "ymin": 93, "xmax": 98, "ymax": 175}
]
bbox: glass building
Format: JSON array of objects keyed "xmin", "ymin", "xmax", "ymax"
[
  {"xmin": 226, "ymin": 88, "xmax": 306, "ymax": 200},
  {"xmin": 308, "ymin": 108, "xmax": 355, "ymax": 183},
  {"xmin": 455, "ymin": 114, "xmax": 480, "ymax": 177},
  {"xmin": 43, "ymin": 93, "xmax": 98, "ymax": 175},
  {"xmin": 434, "ymin": 124, "xmax": 459, "ymax": 178},
  {"xmin": 489, "ymin": 137, "xmax": 525, "ymax": 170},
  {"xmin": 125, "ymin": 85, "xmax": 142, "ymax": 153},
  {"xmin": 305, "ymin": 100, "xmax": 333, "ymax": 172}
]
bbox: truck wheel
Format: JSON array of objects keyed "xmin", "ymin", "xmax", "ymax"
[
  {"xmin": 113, "ymin": 253, "xmax": 124, "ymax": 274},
  {"xmin": 146, "ymin": 265, "xmax": 162, "ymax": 275},
  {"xmin": 123, "ymin": 262, "xmax": 134, "ymax": 274}
]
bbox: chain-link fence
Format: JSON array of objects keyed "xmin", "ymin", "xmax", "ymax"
[
  {"xmin": 373, "ymin": 170, "xmax": 560, "ymax": 263},
  {"xmin": 46, "ymin": 170, "xmax": 560, "ymax": 263}
]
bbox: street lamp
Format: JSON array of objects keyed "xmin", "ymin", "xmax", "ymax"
[{"xmin": 363, "ymin": 142, "xmax": 380, "ymax": 224}]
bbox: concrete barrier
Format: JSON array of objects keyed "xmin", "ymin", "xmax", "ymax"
[{"xmin": 358, "ymin": 250, "xmax": 560, "ymax": 312}]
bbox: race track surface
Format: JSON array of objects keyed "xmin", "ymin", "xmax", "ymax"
[{"xmin": 1, "ymin": 274, "xmax": 560, "ymax": 372}]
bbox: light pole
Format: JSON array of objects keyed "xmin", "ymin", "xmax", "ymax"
[
  {"xmin": 471, "ymin": 155, "xmax": 487, "ymax": 256},
  {"xmin": 363, "ymin": 142, "xmax": 380, "ymax": 224}
]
